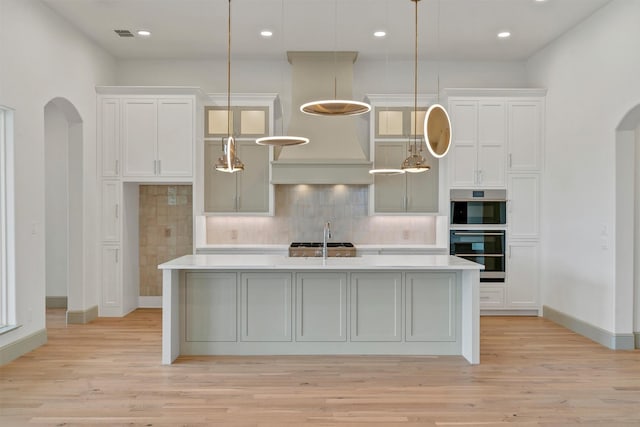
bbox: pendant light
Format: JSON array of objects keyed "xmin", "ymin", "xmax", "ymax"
[
  {"xmin": 299, "ymin": 0, "xmax": 371, "ymax": 117},
  {"xmin": 401, "ymin": 0, "xmax": 430, "ymax": 173},
  {"xmin": 256, "ymin": 0, "xmax": 310, "ymax": 147},
  {"xmin": 215, "ymin": 0, "xmax": 244, "ymax": 173},
  {"xmin": 423, "ymin": 0, "xmax": 452, "ymax": 159}
]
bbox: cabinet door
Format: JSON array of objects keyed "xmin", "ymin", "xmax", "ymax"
[
  {"xmin": 185, "ymin": 272, "xmax": 237, "ymax": 342},
  {"xmin": 508, "ymin": 174, "xmax": 539, "ymax": 239},
  {"xmin": 122, "ymin": 99, "xmax": 157, "ymax": 177},
  {"xmin": 350, "ymin": 273, "xmax": 402, "ymax": 341},
  {"xmin": 157, "ymin": 98, "xmax": 193, "ymax": 177},
  {"xmin": 240, "ymin": 273, "xmax": 292, "ymax": 342},
  {"xmin": 508, "ymin": 100, "xmax": 542, "ymax": 171},
  {"xmin": 100, "ymin": 98, "xmax": 120, "ymax": 177},
  {"xmin": 448, "ymin": 101, "xmax": 478, "ymax": 188},
  {"xmin": 507, "ymin": 241, "xmax": 539, "ymax": 308},
  {"xmin": 101, "ymin": 245, "xmax": 121, "ymax": 310},
  {"xmin": 296, "ymin": 273, "xmax": 347, "ymax": 342},
  {"xmin": 101, "ymin": 181, "xmax": 120, "ymax": 242},
  {"xmin": 405, "ymin": 272, "xmax": 457, "ymax": 342},
  {"xmin": 204, "ymin": 140, "xmax": 237, "ymax": 212},
  {"xmin": 477, "ymin": 101, "xmax": 506, "ymax": 187},
  {"xmin": 236, "ymin": 141, "xmax": 269, "ymax": 213},
  {"xmin": 374, "ymin": 141, "xmax": 406, "ymax": 212}
]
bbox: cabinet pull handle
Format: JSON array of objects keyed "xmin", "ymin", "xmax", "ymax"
[
  {"xmin": 509, "ymin": 154, "xmax": 513, "ymax": 168},
  {"xmin": 479, "ymin": 170, "xmax": 483, "ymax": 184},
  {"xmin": 115, "ymin": 160, "xmax": 119, "ymax": 175},
  {"xmin": 115, "ymin": 248, "xmax": 119, "ymax": 263},
  {"xmin": 157, "ymin": 159, "xmax": 161, "ymax": 175},
  {"xmin": 115, "ymin": 203, "xmax": 119, "ymax": 219}
]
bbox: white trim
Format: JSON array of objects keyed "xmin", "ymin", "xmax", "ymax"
[
  {"xmin": 0, "ymin": 106, "xmax": 15, "ymax": 328},
  {"xmin": 138, "ymin": 296, "xmax": 162, "ymax": 308}
]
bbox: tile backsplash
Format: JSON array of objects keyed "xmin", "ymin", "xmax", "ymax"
[
  {"xmin": 140, "ymin": 185, "xmax": 193, "ymax": 296},
  {"xmin": 206, "ymin": 184, "xmax": 437, "ymax": 244}
]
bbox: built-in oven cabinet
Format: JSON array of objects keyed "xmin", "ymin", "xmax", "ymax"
[{"xmin": 447, "ymin": 99, "xmax": 506, "ymax": 189}]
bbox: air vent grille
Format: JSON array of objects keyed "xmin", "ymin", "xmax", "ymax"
[{"xmin": 114, "ymin": 30, "xmax": 134, "ymax": 37}]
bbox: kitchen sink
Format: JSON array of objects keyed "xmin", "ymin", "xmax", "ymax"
[{"xmin": 289, "ymin": 242, "xmax": 356, "ymax": 257}]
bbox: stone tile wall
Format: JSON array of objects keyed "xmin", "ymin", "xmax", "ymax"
[{"xmin": 139, "ymin": 185, "xmax": 193, "ymax": 296}]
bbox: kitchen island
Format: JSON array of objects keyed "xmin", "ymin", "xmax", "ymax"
[{"xmin": 158, "ymin": 254, "xmax": 483, "ymax": 364}]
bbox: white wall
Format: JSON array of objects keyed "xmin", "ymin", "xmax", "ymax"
[
  {"xmin": 44, "ymin": 104, "xmax": 69, "ymax": 298},
  {"xmin": 527, "ymin": 0, "xmax": 640, "ymax": 333},
  {"xmin": 0, "ymin": 0, "xmax": 116, "ymax": 352}
]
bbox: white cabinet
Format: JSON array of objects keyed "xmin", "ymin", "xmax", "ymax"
[
  {"xmin": 405, "ymin": 272, "xmax": 457, "ymax": 342},
  {"xmin": 100, "ymin": 245, "xmax": 121, "ymax": 312},
  {"xmin": 99, "ymin": 98, "xmax": 120, "ymax": 177},
  {"xmin": 508, "ymin": 100, "xmax": 543, "ymax": 172},
  {"xmin": 506, "ymin": 241, "xmax": 539, "ymax": 309},
  {"xmin": 350, "ymin": 273, "xmax": 402, "ymax": 342},
  {"xmin": 367, "ymin": 94, "xmax": 440, "ymax": 215},
  {"xmin": 240, "ymin": 273, "xmax": 292, "ymax": 342},
  {"xmin": 508, "ymin": 174, "xmax": 540, "ymax": 239},
  {"xmin": 122, "ymin": 98, "xmax": 194, "ymax": 178},
  {"xmin": 184, "ymin": 272, "xmax": 237, "ymax": 342},
  {"xmin": 296, "ymin": 273, "xmax": 347, "ymax": 342},
  {"xmin": 204, "ymin": 140, "xmax": 270, "ymax": 213},
  {"xmin": 448, "ymin": 99, "xmax": 506, "ymax": 188},
  {"xmin": 372, "ymin": 141, "xmax": 438, "ymax": 213},
  {"xmin": 101, "ymin": 181, "xmax": 120, "ymax": 242}
]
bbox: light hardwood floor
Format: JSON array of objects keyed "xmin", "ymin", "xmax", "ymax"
[{"xmin": 1, "ymin": 309, "xmax": 639, "ymax": 426}]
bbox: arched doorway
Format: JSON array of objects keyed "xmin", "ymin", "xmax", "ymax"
[
  {"xmin": 43, "ymin": 98, "xmax": 83, "ymax": 322},
  {"xmin": 615, "ymin": 104, "xmax": 640, "ymax": 349}
]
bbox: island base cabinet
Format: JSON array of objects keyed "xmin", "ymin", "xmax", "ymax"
[
  {"xmin": 185, "ymin": 272, "xmax": 237, "ymax": 342},
  {"xmin": 241, "ymin": 273, "xmax": 293, "ymax": 342},
  {"xmin": 296, "ymin": 273, "xmax": 347, "ymax": 342},
  {"xmin": 405, "ymin": 273, "xmax": 457, "ymax": 342},
  {"xmin": 350, "ymin": 273, "xmax": 402, "ymax": 342}
]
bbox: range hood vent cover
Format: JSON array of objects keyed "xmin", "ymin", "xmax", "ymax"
[{"xmin": 271, "ymin": 51, "xmax": 372, "ymax": 185}]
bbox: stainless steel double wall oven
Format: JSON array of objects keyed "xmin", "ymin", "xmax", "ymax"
[{"xmin": 450, "ymin": 190, "xmax": 507, "ymax": 283}]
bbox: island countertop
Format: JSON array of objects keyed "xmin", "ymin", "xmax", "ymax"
[{"xmin": 158, "ymin": 254, "xmax": 484, "ymax": 271}]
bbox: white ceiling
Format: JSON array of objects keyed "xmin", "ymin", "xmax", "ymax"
[{"xmin": 42, "ymin": 0, "xmax": 612, "ymax": 62}]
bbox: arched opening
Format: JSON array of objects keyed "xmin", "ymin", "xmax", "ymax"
[
  {"xmin": 615, "ymin": 103, "xmax": 640, "ymax": 348},
  {"xmin": 43, "ymin": 98, "xmax": 83, "ymax": 323}
]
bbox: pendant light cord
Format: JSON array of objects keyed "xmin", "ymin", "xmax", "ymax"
[
  {"xmin": 413, "ymin": 0, "xmax": 419, "ymax": 153},
  {"xmin": 227, "ymin": 0, "xmax": 232, "ymax": 138}
]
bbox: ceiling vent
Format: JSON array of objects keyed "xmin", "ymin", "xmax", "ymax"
[{"xmin": 114, "ymin": 29, "xmax": 134, "ymax": 37}]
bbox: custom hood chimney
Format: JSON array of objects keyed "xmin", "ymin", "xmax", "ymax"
[{"xmin": 271, "ymin": 51, "xmax": 373, "ymax": 184}]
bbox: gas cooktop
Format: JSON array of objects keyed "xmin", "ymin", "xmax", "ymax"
[{"xmin": 289, "ymin": 242, "xmax": 356, "ymax": 257}]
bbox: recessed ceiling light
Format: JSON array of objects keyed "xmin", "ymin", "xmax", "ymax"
[
  {"xmin": 137, "ymin": 30, "xmax": 151, "ymax": 37},
  {"xmin": 374, "ymin": 30, "xmax": 386, "ymax": 38},
  {"xmin": 497, "ymin": 31, "xmax": 511, "ymax": 39},
  {"xmin": 260, "ymin": 30, "xmax": 273, "ymax": 38},
  {"xmin": 535, "ymin": 0, "xmax": 548, "ymax": 3}
]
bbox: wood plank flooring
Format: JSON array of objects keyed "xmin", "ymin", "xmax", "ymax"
[{"xmin": 1, "ymin": 309, "xmax": 639, "ymax": 426}]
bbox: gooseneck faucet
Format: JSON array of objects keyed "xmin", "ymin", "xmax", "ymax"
[{"xmin": 322, "ymin": 221, "xmax": 332, "ymax": 260}]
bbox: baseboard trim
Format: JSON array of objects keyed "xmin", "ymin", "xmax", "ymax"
[
  {"xmin": 138, "ymin": 296, "xmax": 162, "ymax": 308},
  {"xmin": 0, "ymin": 328, "xmax": 47, "ymax": 365},
  {"xmin": 481, "ymin": 309, "xmax": 539, "ymax": 316},
  {"xmin": 67, "ymin": 305, "xmax": 98, "ymax": 324},
  {"xmin": 543, "ymin": 305, "xmax": 635, "ymax": 350},
  {"xmin": 46, "ymin": 296, "xmax": 68, "ymax": 309},
  {"xmin": 635, "ymin": 332, "xmax": 640, "ymax": 349}
]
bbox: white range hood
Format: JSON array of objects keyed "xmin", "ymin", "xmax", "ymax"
[{"xmin": 271, "ymin": 51, "xmax": 373, "ymax": 185}]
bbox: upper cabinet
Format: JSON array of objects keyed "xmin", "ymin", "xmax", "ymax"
[
  {"xmin": 97, "ymin": 88, "xmax": 198, "ymax": 181},
  {"xmin": 122, "ymin": 97, "xmax": 194, "ymax": 178},
  {"xmin": 202, "ymin": 94, "xmax": 276, "ymax": 215},
  {"xmin": 367, "ymin": 94, "xmax": 440, "ymax": 215},
  {"xmin": 508, "ymin": 100, "xmax": 543, "ymax": 172},
  {"xmin": 448, "ymin": 99, "xmax": 506, "ymax": 189}
]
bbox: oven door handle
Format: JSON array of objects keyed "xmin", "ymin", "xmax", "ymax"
[
  {"xmin": 451, "ymin": 232, "xmax": 505, "ymax": 236},
  {"xmin": 454, "ymin": 253, "xmax": 505, "ymax": 257}
]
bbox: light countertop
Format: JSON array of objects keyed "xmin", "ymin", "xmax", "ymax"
[{"xmin": 158, "ymin": 254, "xmax": 483, "ymax": 271}]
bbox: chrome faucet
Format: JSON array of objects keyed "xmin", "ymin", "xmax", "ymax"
[{"xmin": 322, "ymin": 221, "xmax": 332, "ymax": 260}]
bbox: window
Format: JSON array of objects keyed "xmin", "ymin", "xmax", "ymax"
[{"xmin": 0, "ymin": 106, "xmax": 15, "ymax": 330}]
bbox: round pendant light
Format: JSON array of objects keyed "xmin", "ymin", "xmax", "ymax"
[
  {"xmin": 401, "ymin": 153, "xmax": 430, "ymax": 173},
  {"xmin": 255, "ymin": 136, "xmax": 310, "ymax": 146},
  {"xmin": 424, "ymin": 103, "xmax": 452, "ymax": 158},
  {"xmin": 368, "ymin": 168, "xmax": 406, "ymax": 176},
  {"xmin": 215, "ymin": 136, "xmax": 244, "ymax": 173},
  {"xmin": 300, "ymin": 99, "xmax": 371, "ymax": 117}
]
